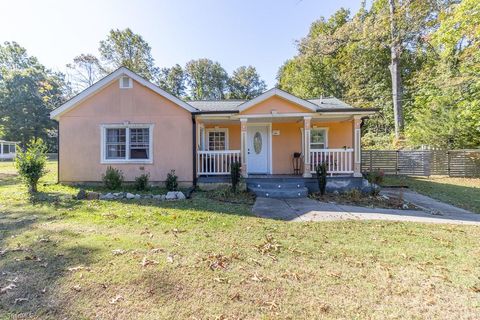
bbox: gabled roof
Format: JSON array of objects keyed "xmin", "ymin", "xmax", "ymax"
[
  {"xmin": 237, "ymin": 88, "xmax": 319, "ymax": 112},
  {"xmin": 50, "ymin": 67, "xmax": 198, "ymax": 120}
]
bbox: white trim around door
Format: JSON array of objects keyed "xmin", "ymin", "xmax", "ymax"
[{"xmin": 246, "ymin": 123, "xmax": 272, "ymax": 174}]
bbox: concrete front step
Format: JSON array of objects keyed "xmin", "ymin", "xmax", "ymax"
[
  {"xmin": 248, "ymin": 186, "xmax": 309, "ymax": 199},
  {"xmin": 247, "ymin": 181, "xmax": 305, "ymax": 189}
]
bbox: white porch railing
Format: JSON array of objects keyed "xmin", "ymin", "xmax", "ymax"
[
  {"xmin": 310, "ymin": 149, "xmax": 354, "ymax": 174},
  {"xmin": 197, "ymin": 150, "xmax": 241, "ymax": 175}
]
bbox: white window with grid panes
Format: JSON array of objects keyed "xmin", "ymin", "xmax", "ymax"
[
  {"xmin": 310, "ymin": 128, "xmax": 328, "ymax": 150},
  {"xmin": 101, "ymin": 124, "xmax": 153, "ymax": 163},
  {"xmin": 206, "ymin": 128, "xmax": 228, "ymax": 151}
]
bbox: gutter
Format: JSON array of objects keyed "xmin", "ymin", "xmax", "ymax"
[
  {"xmin": 57, "ymin": 121, "xmax": 60, "ymax": 184},
  {"xmin": 192, "ymin": 110, "xmax": 239, "ymax": 115},
  {"xmin": 316, "ymin": 108, "xmax": 379, "ymax": 113},
  {"xmin": 191, "ymin": 115, "xmax": 197, "ymax": 188}
]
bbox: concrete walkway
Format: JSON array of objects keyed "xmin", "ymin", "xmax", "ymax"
[{"xmin": 252, "ymin": 196, "xmax": 480, "ymax": 225}]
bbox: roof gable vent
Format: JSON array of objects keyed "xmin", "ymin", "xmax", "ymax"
[{"xmin": 119, "ymin": 76, "xmax": 132, "ymax": 89}]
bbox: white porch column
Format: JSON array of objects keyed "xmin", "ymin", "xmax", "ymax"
[
  {"xmin": 240, "ymin": 118, "xmax": 248, "ymax": 177},
  {"xmin": 353, "ymin": 115, "xmax": 363, "ymax": 177},
  {"xmin": 303, "ymin": 116, "xmax": 312, "ymax": 178}
]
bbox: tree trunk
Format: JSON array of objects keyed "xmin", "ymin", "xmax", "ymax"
[{"xmin": 388, "ymin": 0, "xmax": 404, "ymax": 140}]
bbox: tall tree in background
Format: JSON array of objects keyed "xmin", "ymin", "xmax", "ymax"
[
  {"xmin": 99, "ymin": 28, "xmax": 159, "ymax": 80},
  {"xmin": 0, "ymin": 42, "xmax": 68, "ymax": 149},
  {"xmin": 185, "ymin": 59, "xmax": 228, "ymax": 100},
  {"xmin": 388, "ymin": 0, "xmax": 403, "ymax": 140},
  {"xmin": 156, "ymin": 64, "xmax": 186, "ymax": 97},
  {"xmin": 228, "ymin": 66, "xmax": 267, "ymax": 99},
  {"xmin": 66, "ymin": 53, "xmax": 105, "ymax": 93}
]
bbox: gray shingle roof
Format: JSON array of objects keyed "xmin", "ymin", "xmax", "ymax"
[
  {"xmin": 188, "ymin": 100, "xmax": 245, "ymax": 112},
  {"xmin": 189, "ymin": 96, "xmax": 356, "ymax": 112}
]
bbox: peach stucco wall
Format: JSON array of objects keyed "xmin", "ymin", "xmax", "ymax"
[
  {"xmin": 240, "ymin": 96, "xmax": 312, "ymax": 115},
  {"xmin": 58, "ymin": 79, "xmax": 193, "ymax": 183}
]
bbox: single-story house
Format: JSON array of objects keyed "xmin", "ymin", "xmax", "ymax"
[
  {"xmin": 50, "ymin": 67, "xmax": 377, "ymax": 197},
  {"xmin": 0, "ymin": 140, "xmax": 17, "ymax": 160}
]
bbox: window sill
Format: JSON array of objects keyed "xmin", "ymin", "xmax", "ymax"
[{"xmin": 101, "ymin": 159, "xmax": 153, "ymax": 165}]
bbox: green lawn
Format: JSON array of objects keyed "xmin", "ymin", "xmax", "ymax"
[
  {"xmin": 1, "ymin": 161, "xmax": 480, "ymax": 319},
  {"xmin": 383, "ymin": 175, "xmax": 480, "ymax": 213}
]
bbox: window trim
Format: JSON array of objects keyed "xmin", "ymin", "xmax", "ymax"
[
  {"xmin": 205, "ymin": 128, "xmax": 229, "ymax": 151},
  {"xmin": 100, "ymin": 124, "xmax": 154, "ymax": 164},
  {"xmin": 310, "ymin": 127, "xmax": 329, "ymax": 150}
]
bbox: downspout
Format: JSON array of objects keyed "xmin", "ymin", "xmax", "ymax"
[
  {"xmin": 57, "ymin": 120, "xmax": 60, "ymax": 184},
  {"xmin": 192, "ymin": 114, "xmax": 197, "ymax": 188}
]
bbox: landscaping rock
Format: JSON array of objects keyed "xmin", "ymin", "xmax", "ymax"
[
  {"xmin": 165, "ymin": 191, "xmax": 185, "ymax": 200},
  {"xmin": 86, "ymin": 192, "xmax": 100, "ymax": 200},
  {"xmin": 134, "ymin": 194, "xmax": 141, "ymax": 199},
  {"xmin": 126, "ymin": 193, "xmax": 135, "ymax": 199},
  {"xmin": 76, "ymin": 189, "xmax": 87, "ymax": 200},
  {"xmin": 100, "ymin": 193, "xmax": 114, "ymax": 200}
]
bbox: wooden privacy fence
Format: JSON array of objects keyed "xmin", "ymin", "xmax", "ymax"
[{"xmin": 361, "ymin": 149, "xmax": 480, "ymax": 177}]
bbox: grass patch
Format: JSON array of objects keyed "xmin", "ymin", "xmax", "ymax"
[
  {"xmin": 383, "ymin": 175, "xmax": 480, "ymax": 213},
  {"xmin": 1, "ymin": 161, "xmax": 480, "ymax": 319}
]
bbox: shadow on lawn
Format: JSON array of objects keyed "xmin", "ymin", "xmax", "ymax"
[{"xmin": 0, "ymin": 210, "xmax": 98, "ymax": 318}]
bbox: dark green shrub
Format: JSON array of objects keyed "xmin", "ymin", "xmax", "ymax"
[
  {"xmin": 364, "ymin": 169, "xmax": 384, "ymax": 195},
  {"xmin": 230, "ymin": 162, "xmax": 241, "ymax": 192},
  {"xmin": 364, "ymin": 169, "xmax": 385, "ymax": 185},
  {"xmin": 134, "ymin": 172, "xmax": 150, "ymax": 191},
  {"xmin": 315, "ymin": 162, "xmax": 327, "ymax": 196},
  {"xmin": 15, "ymin": 138, "xmax": 48, "ymax": 193},
  {"xmin": 102, "ymin": 166, "xmax": 124, "ymax": 190},
  {"xmin": 166, "ymin": 170, "xmax": 178, "ymax": 191}
]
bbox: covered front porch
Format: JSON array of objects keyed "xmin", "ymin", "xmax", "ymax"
[{"xmin": 195, "ymin": 113, "xmax": 363, "ymax": 178}]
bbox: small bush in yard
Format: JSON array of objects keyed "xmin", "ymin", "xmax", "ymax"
[
  {"xmin": 134, "ymin": 172, "xmax": 150, "ymax": 191},
  {"xmin": 15, "ymin": 138, "xmax": 48, "ymax": 193},
  {"xmin": 364, "ymin": 169, "xmax": 384, "ymax": 195},
  {"xmin": 230, "ymin": 162, "xmax": 241, "ymax": 192},
  {"xmin": 315, "ymin": 162, "xmax": 328, "ymax": 195},
  {"xmin": 102, "ymin": 166, "xmax": 124, "ymax": 190},
  {"xmin": 166, "ymin": 170, "xmax": 178, "ymax": 191}
]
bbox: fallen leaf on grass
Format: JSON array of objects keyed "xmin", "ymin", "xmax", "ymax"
[
  {"xmin": 14, "ymin": 298, "xmax": 28, "ymax": 304},
  {"xmin": 141, "ymin": 256, "xmax": 159, "ymax": 267},
  {"xmin": 112, "ymin": 249, "xmax": 127, "ymax": 256},
  {"xmin": 230, "ymin": 292, "xmax": 241, "ymax": 301},
  {"xmin": 109, "ymin": 295, "xmax": 123, "ymax": 304},
  {"xmin": 327, "ymin": 271, "xmax": 341, "ymax": 279},
  {"xmin": 166, "ymin": 254, "xmax": 174, "ymax": 263},
  {"xmin": 213, "ymin": 277, "xmax": 230, "ymax": 284},
  {"xmin": 72, "ymin": 285, "xmax": 82, "ymax": 292},
  {"xmin": 68, "ymin": 266, "xmax": 90, "ymax": 272},
  {"xmin": 470, "ymin": 284, "xmax": 480, "ymax": 293},
  {"xmin": 281, "ymin": 270, "xmax": 300, "ymax": 281},
  {"xmin": 205, "ymin": 254, "xmax": 230, "ymax": 270},
  {"xmin": 0, "ymin": 283, "xmax": 17, "ymax": 294},
  {"xmin": 250, "ymin": 273, "xmax": 265, "ymax": 282}
]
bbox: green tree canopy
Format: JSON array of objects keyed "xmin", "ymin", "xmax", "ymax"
[
  {"xmin": 99, "ymin": 28, "xmax": 159, "ymax": 80},
  {"xmin": 0, "ymin": 42, "xmax": 67, "ymax": 150},
  {"xmin": 156, "ymin": 64, "xmax": 186, "ymax": 97},
  {"xmin": 228, "ymin": 66, "xmax": 267, "ymax": 99},
  {"xmin": 185, "ymin": 59, "xmax": 228, "ymax": 100}
]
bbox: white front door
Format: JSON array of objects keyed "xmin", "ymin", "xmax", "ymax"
[{"xmin": 247, "ymin": 125, "xmax": 269, "ymax": 174}]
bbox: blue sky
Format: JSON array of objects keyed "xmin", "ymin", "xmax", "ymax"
[{"xmin": 0, "ymin": 0, "xmax": 362, "ymax": 87}]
